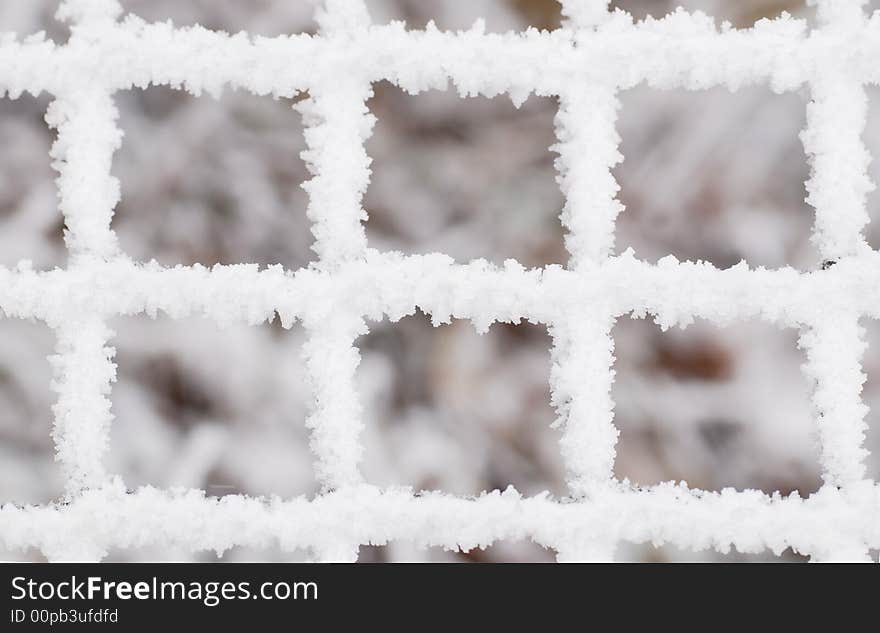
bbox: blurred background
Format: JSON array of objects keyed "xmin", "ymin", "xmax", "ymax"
[{"xmin": 0, "ymin": 0, "xmax": 878, "ymax": 562}]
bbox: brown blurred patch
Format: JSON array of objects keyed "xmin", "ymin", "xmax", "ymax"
[
  {"xmin": 510, "ymin": 0, "xmax": 562, "ymax": 30},
  {"xmin": 611, "ymin": 0, "xmax": 811, "ymax": 27},
  {"xmin": 738, "ymin": 0, "xmax": 809, "ymax": 27},
  {"xmin": 458, "ymin": 540, "xmax": 554, "ymax": 562},
  {"xmin": 136, "ymin": 354, "xmax": 223, "ymax": 427},
  {"xmin": 651, "ymin": 338, "xmax": 734, "ymax": 381}
]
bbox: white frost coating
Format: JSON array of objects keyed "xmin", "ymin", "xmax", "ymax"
[
  {"xmin": 799, "ymin": 317, "xmax": 869, "ymax": 488},
  {"xmin": 297, "ymin": 82, "xmax": 374, "ymax": 266},
  {"xmin": 296, "ymin": 4, "xmax": 373, "ymax": 544},
  {"xmin": 40, "ymin": 1, "xmax": 124, "ymax": 501},
  {"xmin": 49, "ymin": 318, "xmax": 116, "ymax": 497},
  {"xmin": 47, "ymin": 91, "xmax": 122, "ymax": 260},
  {"xmin": 551, "ymin": 68, "xmax": 621, "ymax": 500},
  {"xmin": 298, "ymin": 0, "xmax": 372, "ymax": 268},
  {"xmin": 802, "ymin": 71, "xmax": 873, "ymax": 261},
  {"xmin": 302, "ymin": 315, "xmax": 368, "ymax": 494},
  {"xmin": 554, "ymin": 85, "xmax": 623, "ymax": 268},
  {"xmin": 1, "ymin": 481, "xmax": 878, "ymax": 563},
  {"xmin": 0, "ymin": 0, "xmax": 878, "ymax": 562},
  {"xmin": 550, "ymin": 316, "xmax": 618, "ymax": 496}
]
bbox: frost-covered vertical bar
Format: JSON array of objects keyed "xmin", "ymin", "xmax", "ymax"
[
  {"xmin": 298, "ymin": 2, "xmax": 374, "ymax": 266},
  {"xmin": 800, "ymin": 0, "xmax": 872, "ymax": 485},
  {"xmin": 798, "ymin": 0, "xmax": 873, "ymax": 560},
  {"xmin": 298, "ymin": 0, "xmax": 374, "ymax": 562},
  {"xmin": 803, "ymin": 3, "xmax": 873, "ymax": 262},
  {"xmin": 49, "ymin": 317, "xmax": 117, "ymax": 498},
  {"xmin": 799, "ymin": 318, "xmax": 868, "ymax": 487},
  {"xmin": 551, "ymin": 0, "xmax": 620, "ymax": 562},
  {"xmin": 48, "ymin": 0, "xmax": 123, "ymax": 502}
]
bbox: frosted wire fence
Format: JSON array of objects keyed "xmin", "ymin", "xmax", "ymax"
[{"xmin": 1, "ymin": 0, "xmax": 879, "ymax": 562}]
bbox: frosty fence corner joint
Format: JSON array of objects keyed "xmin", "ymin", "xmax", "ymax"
[{"xmin": 1, "ymin": 0, "xmax": 880, "ymax": 562}]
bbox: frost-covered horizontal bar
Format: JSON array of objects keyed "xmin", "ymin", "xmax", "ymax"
[
  {"xmin": 1, "ymin": 252, "xmax": 880, "ymax": 329},
  {"xmin": 5, "ymin": 11, "xmax": 880, "ymax": 100},
  {"xmin": 1, "ymin": 483, "xmax": 878, "ymax": 562}
]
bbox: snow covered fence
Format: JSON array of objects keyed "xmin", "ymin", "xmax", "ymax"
[{"xmin": 1, "ymin": 0, "xmax": 880, "ymax": 561}]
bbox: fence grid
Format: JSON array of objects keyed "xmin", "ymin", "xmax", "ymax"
[{"xmin": 0, "ymin": 0, "xmax": 879, "ymax": 561}]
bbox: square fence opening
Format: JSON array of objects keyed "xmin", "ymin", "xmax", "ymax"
[
  {"xmin": 365, "ymin": 82, "xmax": 564, "ymax": 268},
  {"xmin": 612, "ymin": 316, "xmax": 821, "ymax": 496},
  {"xmin": 619, "ymin": 541, "xmax": 809, "ymax": 563},
  {"xmin": 860, "ymin": 319, "xmax": 880, "ymax": 482},
  {"xmin": 365, "ymin": 0, "xmax": 561, "ymax": 32},
  {"xmin": 0, "ymin": 2, "xmax": 68, "ymax": 44},
  {"xmin": 359, "ymin": 539, "xmax": 555, "ymax": 562},
  {"xmin": 105, "ymin": 542, "xmax": 313, "ymax": 563},
  {"xmin": 616, "ymin": 85, "xmax": 816, "ymax": 270},
  {"xmin": 357, "ymin": 313, "xmax": 565, "ymax": 498},
  {"xmin": 0, "ymin": 93, "xmax": 63, "ymax": 270},
  {"xmin": 863, "ymin": 85, "xmax": 880, "ymax": 253},
  {"xmin": 107, "ymin": 315, "xmax": 316, "ymax": 499},
  {"xmin": 610, "ymin": 0, "xmax": 816, "ymax": 26},
  {"xmin": 118, "ymin": 0, "xmax": 318, "ymax": 37},
  {"xmin": 0, "ymin": 319, "xmax": 61, "ymax": 507},
  {"xmin": 113, "ymin": 86, "xmax": 314, "ymax": 270}
]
